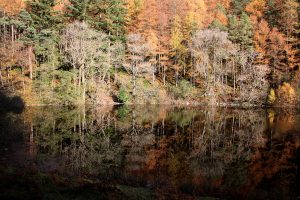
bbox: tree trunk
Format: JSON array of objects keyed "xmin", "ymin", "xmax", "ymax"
[
  {"xmin": 163, "ymin": 65, "xmax": 166, "ymax": 86},
  {"xmin": 152, "ymin": 66, "xmax": 155, "ymax": 84},
  {"xmin": 0, "ymin": 69, "xmax": 3, "ymax": 86},
  {"xmin": 82, "ymin": 66, "xmax": 86, "ymax": 102},
  {"xmin": 11, "ymin": 25, "xmax": 14, "ymax": 42},
  {"xmin": 28, "ymin": 46, "xmax": 33, "ymax": 79},
  {"xmin": 175, "ymin": 69, "xmax": 178, "ymax": 87}
]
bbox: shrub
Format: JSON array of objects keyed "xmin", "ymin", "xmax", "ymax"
[
  {"xmin": 169, "ymin": 80, "xmax": 194, "ymax": 99},
  {"xmin": 117, "ymin": 87, "xmax": 131, "ymax": 103}
]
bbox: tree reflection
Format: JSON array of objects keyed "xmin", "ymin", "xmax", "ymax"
[{"xmin": 18, "ymin": 105, "xmax": 299, "ymax": 199}]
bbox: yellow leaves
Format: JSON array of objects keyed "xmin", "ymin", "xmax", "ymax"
[
  {"xmin": 267, "ymin": 89, "xmax": 276, "ymax": 104},
  {"xmin": 275, "ymin": 82, "xmax": 297, "ymax": 106},
  {"xmin": 183, "ymin": 11, "xmax": 198, "ymax": 38},
  {"xmin": 146, "ymin": 30, "xmax": 158, "ymax": 52},
  {"xmin": 267, "ymin": 109, "xmax": 275, "ymax": 126},
  {"xmin": 126, "ymin": 0, "xmax": 144, "ymax": 16},
  {"xmin": 184, "ymin": 0, "xmax": 207, "ymax": 28},
  {"xmin": 170, "ymin": 16, "xmax": 184, "ymax": 51},
  {"xmin": 125, "ymin": 0, "xmax": 145, "ymax": 25},
  {"xmin": 269, "ymin": 83, "xmax": 297, "ymax": 106},
  {"xmin": 278, "ymin": 82, "xmax": 296, "ymax": 97}
]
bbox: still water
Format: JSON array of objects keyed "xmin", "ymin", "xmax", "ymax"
[{"xmin": 0, "ymin": 106, "xmax": 299, "ymax": 199}]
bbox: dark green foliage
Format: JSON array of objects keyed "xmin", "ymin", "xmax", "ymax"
[
  {"xmin": 228, "ymin": 15, "xmax": 239, "ymax": 42},
  {"xmin": 239, "ymin": 12, "xmax": 253, "ymax": 48},
  {"xmin": 66, "ymin": 0, "xmax": 90, "ymax": 21},
  {"xmin": 19, "ymin": 0, "xmax": 63, "ymax": 62},
  {"xmin": 228, "ymin": 12, "xmax": 253, "ymax": 49},
  {"xmin": 89, "ymin": 0, "xmax": 127, "ymax": 41},
  {"xmin": 66, "ymin": 0, "xmax": 127, "ymax": 41},
  {"xmin": 265, "ymin": 0, "xmax": 280, "ymax": 28},
  {"xmin": 25, "ymin": 0, "xmax": 62, "ymax": 31}
]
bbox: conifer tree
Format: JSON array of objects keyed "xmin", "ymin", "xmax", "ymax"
[
  {"xmin": 228, "ymin": 15, "xmax": 240, "ymax": 43},
  {"xmin": 66, "ymin": 0, "xmax": 91, "ymax": 22},
  {"xmin": 240, "ymin": 12, "xmax": 253, "ymax": 48},
  {"xmin": 228, "ymin": 12, "xmax": 253, "ymax": 49},
  {"xmin": 26, "ymin": 0, "xmax": 62, "ymax": 31},
  {"xmin": 88, "ymin": 0, "xmax": 127, "ymax": 41}
]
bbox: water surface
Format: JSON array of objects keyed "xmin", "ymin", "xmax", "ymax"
[{"xmin": 0, "ymin": 106, "xmax": 299, "ymax": 199}]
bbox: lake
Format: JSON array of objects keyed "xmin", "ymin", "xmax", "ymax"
[{"xmin": 0, "ymin": 105, "xmax": 299, "ymax": 199}]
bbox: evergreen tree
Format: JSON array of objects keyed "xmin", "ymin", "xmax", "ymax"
[
  {"xmin": 89, "ymin": 0, "xmax": 127, "ymax": 41},
  {"xmin": 228, "ymin": 13, "xmax": 253, "ymax": 49},
  {"xmin": 65, "ymin": 0, "xmax": 91, "ymax": 22},
  {"xmin": 265, "ymin": 0, "xmax": 281, "ymax": 28},
  {"xmin": 18, "ymin": 0, "xmax": 63, "ymax": 85},
  {"xmin": 228, "ymin": 15, "xmax": 240, "ymax": 43},
  {"xmin": 240, "ymin": 12, "xmax": 253, "ymax": 48},
  {"xmin": 26, "ymin": 0, "xmax": 62, "ymax": 31}
]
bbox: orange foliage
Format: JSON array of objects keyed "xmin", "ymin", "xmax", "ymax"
[
  {"xmin": 214, "ymin": 9, "xmax": 228, "ymax": 25},
  {"xmin": 0, "ymin": 0, "xmax": 24, "ymax": 15},
  {"xmin": 245, "ymin": 0, "xmax": 266, "ymax": 19},
  {"xmin": 253, "ymin": 19, "xmax": 270, "ymax": 64},
  {"xmin": 204, "ymin": 0, "xmax": 231, "ymax": 26},
  {"xmin": 126, "ymin": 0, "xmax": 208, "ymax": 62}
]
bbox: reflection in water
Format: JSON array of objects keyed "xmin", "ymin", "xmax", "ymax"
[{"xmin": 0, "ymin": 106, "xmax": 299, "ymax": 199}]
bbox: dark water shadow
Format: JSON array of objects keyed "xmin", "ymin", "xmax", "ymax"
[
  {"xmin": 0, "ymin": 90, "xmax": 25, "ymax": 114},
  {"xmin": 0, "ymin": 105, "xmax": 299, "ymax": 200}
]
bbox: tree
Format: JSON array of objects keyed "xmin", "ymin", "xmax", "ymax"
[
  {"xmin": 25, "ymin": 0, "xmax": 62, "ymax": 31},
  {"xmin": 276, "ymin": 0, "xmax": 299, "ymax": 68},
  {"xmin": 65, "ymin": 0, "xmax": 90, "ymax": 22},
  {"xmin": 125, "ymin": 33, "xmax": 151, "ymax": 97},
  {"xmin": 190, "ymin": 29, "xmax": 268, "ymax": 105},
  {"xmin": 19, "ymin": 0, "xmax": 64, "ymax": 80},
  {"xmin": 61, "ymin": 21, "xmax": 109, "ymax": 101},
  {"xmin": 88, "ymin": 0, "xmax": 127, "ymax": 41},
  {"xmin": 209, "ymin": 19, "xmax": 228, "ymax": 31},
  {"xmin": 266, "ymin": 28, "xmax": 292, "ymax": 85},
  {"xmin": 231, "ymin": 0, "xmax": 252, "ymax": 15},
  {"xmin": 253, "ymin": 19, "xmax": 270, "ymax": 65},
  {"xmin": 170, "ymin": 15, "xmax": 187, "ymax": 86},
  {"xmin": 228, "ymin": 12, "xmax": 253, "ymax": 49},
  {"xmin": 245, "ymin": 0, "xmax": 266, "ymax": 19},
  {"xmin": 17, "ymin": 9, "xmax": 36, "ymax": 79},
  {"xmin": 0, "ymin": 0, "xmax": 24, "ymax": 16},
  {"xmin": 239, "ymin": 12, "xmax": 253, "ymax": 48},
  {"xmin": 190, "ymin": 29, "xmax": 237, "ymax": 102}
]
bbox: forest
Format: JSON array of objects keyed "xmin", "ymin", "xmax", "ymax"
[{"xmin": 0, "ymin": 0, "xmax": 299, "ymax": 106}]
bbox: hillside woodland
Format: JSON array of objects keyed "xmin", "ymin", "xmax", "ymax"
[{"xmin": 0, "ymin": 0, "xmax": 299, "ymax": 106}]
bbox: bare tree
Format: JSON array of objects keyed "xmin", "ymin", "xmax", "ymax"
[
  {"xmin": 125, "ymin": 33, "xmax": 152, "ymax": 97},
  {"xmin": 61, "ymin": 21, "xmax": 109, "ymax": 101},
  {"xmin": 190, "ymin": 29, "xmax": 237, "ymax": 104},
  {"xmin": 190, "ymin": 29, "xmax": 269, "ymax": 105},
  {"xmin": 110, "ymin": 41, "xmax": 125, "ymax": 83}
]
